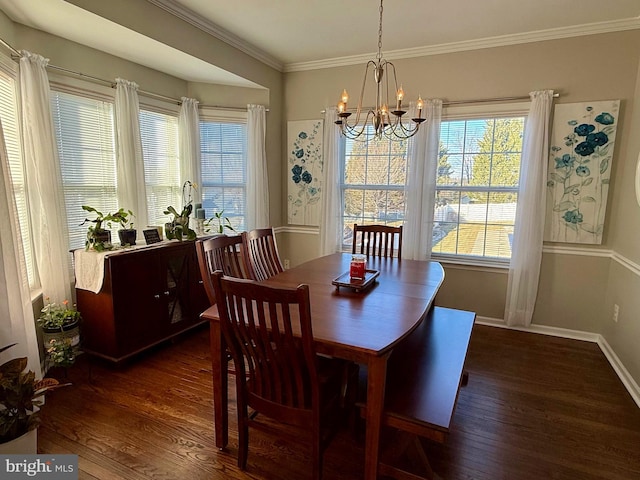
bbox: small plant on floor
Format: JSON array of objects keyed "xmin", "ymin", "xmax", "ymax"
[
  {"xmin": 46, "ymin": 338, "xmax": 76, "ymax": 369},
  {"xmin": 37, "ymin": 298, "xmax": 81, "ymax": 331}
]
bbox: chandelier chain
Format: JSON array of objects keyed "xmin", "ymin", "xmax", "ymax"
[{"xmin": 377, "ymin": 0, "xmax": 384, "ymax": 61}]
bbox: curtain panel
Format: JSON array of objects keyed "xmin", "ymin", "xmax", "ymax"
[
  {"xmin": 178, "ymin": 97, "xmax": 202, "ymax": 205},
  {"xmin": 319, "ymin": 107, "xmax": 341, "ymax": 256},
  {"xmin": 403, "ymin": 99, "xmax": 442, "ymax": 260},
  {"xmin": 505, "ymin": 90, "xmax": 555, "ymax": 327},
  {"xmin": 0, "ymin": 121, "xmax": 40, "ymax": 374},
  {"xmin": 115, "ymin": 78, "xmax": 148, "ymax": 229},
  {"xmin": 19, "ymin": 50, "xmax": 71, "ymax": 304},
  {"xmin": 246, "ymin": 104, "xmax": 269, "ymax": 230}
]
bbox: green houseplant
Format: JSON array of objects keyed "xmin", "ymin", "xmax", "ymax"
[
  {"xmin": 112, "ymin": 208, "xmax": 136, "ymax": 246},
  {"xmin": 37, "ymin": 298, "xmax": 81, "ymax": 367},
  {"xmin": 164, "ymin": 181, "xmax": 197, "ymax": 241},
  {"xmin": 0, "ymin": 343, "xmax": 69, "ymax": 445},
  {"xmin": 204, "ymin": 210, "xmax": 237, "ymax": 234},
  {"xmin": 81, "ymin": 205, "xmax": 115, "ymax": 251}
]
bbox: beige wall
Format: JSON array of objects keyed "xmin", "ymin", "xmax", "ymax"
[
  {"xmin": 64, "ymin": 0, "xmax": 284, "ymax": 226},
  {"xmin": 282, "ymin": 30, "xmax": 640, "ymax": 331}
]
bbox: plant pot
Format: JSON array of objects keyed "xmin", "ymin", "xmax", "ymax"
[
  {"xmin": 42, "ymin": 320, "xmax": 80, "ymax": 349},
  {"xmin": 88, "ymin": 228, "xmax": 112, "ymax": 250},
  {"xmin": 118, "ymin": 228, "xmax": 137, "ymax": 246},
  {"xmin": 0, "ymin": 428, "xmax": 37, "ymax": 454}
]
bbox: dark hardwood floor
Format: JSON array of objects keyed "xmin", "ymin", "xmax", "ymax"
[{"xmin": 38, "ymin": 324, "xmax": 640, "ymax": 480}]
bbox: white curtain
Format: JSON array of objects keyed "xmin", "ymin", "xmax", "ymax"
[
  {"xmin": 19, "ymin": 50, "xmax": 71, "ymax": 304},
  {"xmin": 115, "ymin": 78, "xmax": 148, "ymax": 229},
  {"xmin": 403, "ymin": 99, "xmax": 442, "ymax": 260},
  {"xmin": 505, "ymin": 90, "xmax": 554, "ymax": 327},
  {"xmin": 0, "ymin": 120, "xmax": 41, "ymax": 374},
  {"xmin": 178, "ymin": 97, "xmax": 202, "ymax": 205},
  {"xmin": 319, "ymin": 107, "xmax": 342, "ymax": 256},
  {"xmin": 246, "ymin": 104, "xmax": 269, "ymax": 229}
]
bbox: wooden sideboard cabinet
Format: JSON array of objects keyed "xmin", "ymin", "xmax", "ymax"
[{"xmin": 75, "ymin": 241, "xmax": 210, "ymax": 362}]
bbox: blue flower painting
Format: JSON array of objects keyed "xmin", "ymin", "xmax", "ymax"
[
  {"xmin": 545, "ymin": 100, "xmax": 620, "ymax": 244},
  {"xmin": 287, "ymin": 120, "xmax": 323, "ymax": 225}
]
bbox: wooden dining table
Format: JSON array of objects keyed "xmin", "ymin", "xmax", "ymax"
[{"xmin": 201, "ymin": 252, "xmax": 445, "ymax": 480}]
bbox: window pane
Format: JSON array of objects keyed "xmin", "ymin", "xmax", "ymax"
[
  {"xmin": 200, "ymin": 121, "xmax": 246, "ymax": 232},
  {"xmin": 433, "ymin": 115, "xmax": 525, "ymax": 262},
  {"xmin": 140, "ymin": 109, "xmax": 180, "ymax": 226},
  {"xmin": 341, "ymin": 130, "xmax": 407, "ymax": 247},
  {"xmin": 51, "ymin": 91, "xmax": 118, "ymax": 251}
]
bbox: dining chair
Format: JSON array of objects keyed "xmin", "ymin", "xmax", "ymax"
[
  {"xmin": 352, "ymin": 223, "xmax": 403, "ymax": 258},
  {"xmin": 195, "ymin": 235, "xmax": 248, "ymax": 305},
  {"xmin": 211, "ymin": 271, "xmax": 351, "ymax": 479},
  {"xmin": 242, "ymin": 227, "xmax": 285, "ymax": 281}
]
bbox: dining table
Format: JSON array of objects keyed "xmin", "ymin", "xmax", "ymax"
[{"xmin": 200, "ymin": 252, "xmax": 445, "ymax": 480}]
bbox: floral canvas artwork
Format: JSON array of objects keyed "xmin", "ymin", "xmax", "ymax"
[
  {"xmin": 287, "ymin": 120, "xmax": 323, "ymax": 225},
  {"xmin": 545, "ymin": 100, "xmax": 620, "ymax": 244}
]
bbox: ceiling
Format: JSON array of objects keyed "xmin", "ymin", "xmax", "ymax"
[{"xmin": 1, "ymin": 0, "xmax": 639, "ymax": 85}]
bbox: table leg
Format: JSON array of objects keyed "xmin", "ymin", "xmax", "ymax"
[
  {"xmin": 364, "ymin": 353, "xmax": 390, "ymax": 480},
  {"xmin": 209, "ymin": 320, "xmax": 228, "ymax": 449}
]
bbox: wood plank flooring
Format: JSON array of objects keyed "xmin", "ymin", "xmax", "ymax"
[{"xmin": 38, "ymin": 324, "xmax": 640, "ymax": 480}]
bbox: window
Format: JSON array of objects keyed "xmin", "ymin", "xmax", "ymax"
[
  {"xmin": 200, "ymin": 119, "xmax": 246, "ymax": 232},
  {"xmin": 140, "ymin": 108, "xmax": 180, "ymax": 226},
  {"xmin": 340, "ymin": 111, "xmax": 526, "ymax": 263},
  {"xmin": 50, "ymin": 90, "xmax": 118, "ymax": 251},
  {"xmin": 433, "ymin": 116, "xmax": 524, "ymax": 262},
  {"xmin": 341, "ymin": 131, "xmax": 407, "ymax": 250},
  {"xmin": 0, "ymin": 60, "xmax": 36, "ymax": 288}
]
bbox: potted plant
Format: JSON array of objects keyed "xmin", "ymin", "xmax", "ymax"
[
  {"xmin": 37, "ymin": 298, "xmax": 81, "ymax": 361},
  {"xmin": 111, "ymin": 208, "xmax": 136, "ymax": 246},
  {"xmin": 81, "ymin": 205, "xmax": 115, "ymax": 251},
  {"xmin": 45, "ymin": 339, "xmax": 76, "ymax": 369},
  {"xmin": 164, "ymin": 181, "xmax": 197, "ymax": 241},
  {"xmin": 204, "ymin": 210, "xmax": 237, "ymax": 234},
  {"xmin": 0, "ymin": 343, "xmax": 69, "ymax": 452}
]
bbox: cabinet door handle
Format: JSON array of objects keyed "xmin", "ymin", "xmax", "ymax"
[
  {"xmin": 154, "ymin": 294, "xmax": 160, "ymax": 299},
  {"xmin": 164, "ymin": 290, "xmax": 170, "ymax": 296},
  {"xmin": 198, "ymin": 280, "xmax": 204, "ymax": 284}
]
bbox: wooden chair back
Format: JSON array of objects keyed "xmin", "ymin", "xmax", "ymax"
[
  {"xmin": 352, "ymin": 224, "xmax": 403, "ymax": 258},
  {"xmin": 213, "ymin": 271, "xmax": 343, "ymax": 479},
  {"xmin": 242, "ymin": 227, "xmax": 284, "ymax": 281},
  {"xmin": 196, "ymin": 235, "xmax": 247, "ymax": 305}
]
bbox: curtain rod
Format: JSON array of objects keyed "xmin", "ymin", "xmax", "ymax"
[
  {"xmin": 321, "ymin": 92, "xmax": 561, "ymax": 113},
  {"xmin": 1, "ymin": 36, "xmax": 265, "ymax": 112}
]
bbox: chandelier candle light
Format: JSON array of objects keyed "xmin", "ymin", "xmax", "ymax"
[{"xmin": 335, "ymin": 0, "xmax": 426, "ymax": 141}]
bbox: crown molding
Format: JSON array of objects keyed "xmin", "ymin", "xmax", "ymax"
[
  {"xmin": 285, "ymin": 16, "xmax": 640, "ymax": 72},
  {"xmin": 146, "ymin": 0, "xmax": 284, "ymax": 72}
]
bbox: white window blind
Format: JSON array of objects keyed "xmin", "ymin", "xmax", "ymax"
[
  {"xmin": 50, "ymin": 90, "xmax": 118, "ymax": 251},
  {"xmin": 140, "ymin": 109, "xmax": 180, "ymax": 227},
  {"xmin": 200, "ymin": 120, "xmax": 246, "ymax": 232},
  {"xmin": 0, "ymin": 65, "xmax": 36, "ymax": 288}
]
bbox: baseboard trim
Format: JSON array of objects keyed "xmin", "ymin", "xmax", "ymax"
[{"xmin": 475, "ymin": 316, "xmax": 640, "ymax": 408}]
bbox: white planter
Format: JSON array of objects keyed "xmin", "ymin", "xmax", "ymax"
[{"xmin": 0, "ymin": 429, "xmax": 37, "ymax": 454}]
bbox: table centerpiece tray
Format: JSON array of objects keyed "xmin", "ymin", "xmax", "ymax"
[{"xmin": 331, "ymin": 269, "xmax": 380, "ymax": 292}]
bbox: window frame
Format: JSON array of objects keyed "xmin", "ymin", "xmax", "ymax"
[
  {"xmin": 432, "ymin": 102, "xmax": 529, "ymax": 267},
  {"xmin": 338, "ymin": 102, "xmax": 530, "ymax": 267},
  {"xmin": 199, "ymin": 107, "xmax": 248, "ymax": 233}
]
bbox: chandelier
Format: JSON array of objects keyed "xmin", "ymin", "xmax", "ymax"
[{"xmin": 335, "ymin": 0, "xmax": 426, "ymax": 141}]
